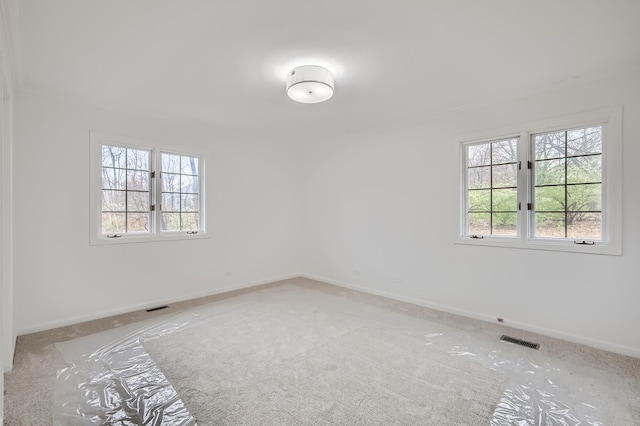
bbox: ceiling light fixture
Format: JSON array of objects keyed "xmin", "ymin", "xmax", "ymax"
[{"xmin": 286, "ymin": 65, "xmax": 334, "ymax": 104}]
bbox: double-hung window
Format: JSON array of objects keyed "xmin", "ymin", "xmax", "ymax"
[
  {"xmin": 91, "ymin": 132, "xmax": 206, "ymax": 244},
  {"xmin": 459, "ymin": 107, "xmax": 622, "ymax": 255}
]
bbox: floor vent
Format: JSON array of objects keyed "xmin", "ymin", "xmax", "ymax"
[
  {"xmin": 146, "ymin": 305, "xmax": 169, "ymax": 312},
  {"xmin": 500, "ymin": 335, "xmax": 540, "ymax": 350}
]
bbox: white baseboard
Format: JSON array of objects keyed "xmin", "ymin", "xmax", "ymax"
[
  {"xmin": 15, "ymin": 272, "xmax": 640, "ymax": 359},
  {"xmin": 17, "ymin": 273, "xmax": 301, "ymax": 336},
  {"xmin": 301, "ymin": 273, "xmax": 640, "ymax": 359}
]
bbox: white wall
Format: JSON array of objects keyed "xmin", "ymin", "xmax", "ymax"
[
  {"xmin": 1, "ymin": 59, "xmax": 14, "ymax": 372},
  {"xmin": 302, "ymin": 69, "xmax": 640, "ymax": 357},
  {"xmin": 9, "ymin": 70, "xmax": 640, "ymax": 360},
  {"xmin": 13, "ymin": 91, "xmax": 303, "ymax": 333},
  {"xmin": 1, "ymin": 4, "xmax": 18, "ymax": 424}
]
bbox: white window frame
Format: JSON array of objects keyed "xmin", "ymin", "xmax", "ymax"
[
  {"xmin": 457, "ymin": 107, "xmax": 622, "ymax": 255},
  {"xmin": 90, "ymin": 132, "xmax": 207, "ymax": 245}
]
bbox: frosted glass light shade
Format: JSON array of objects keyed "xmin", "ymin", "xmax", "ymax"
[{"xmin": 286, "ymin": 65, "xmax": 334, "ymax": 103}]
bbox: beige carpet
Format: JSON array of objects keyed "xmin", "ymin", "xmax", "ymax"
[{"xmin": 144, "ymin": 285, "xmax": 508, "ymax": 425}]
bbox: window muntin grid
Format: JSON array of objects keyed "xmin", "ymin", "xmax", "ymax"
[
  {"xmin": 532, "ymin": 126, "xmax": 603, "ymax": 240},
  {"xmin": 101, "ymin": 145, "xmax": 151, "ymax": 234},
  {"xmin": 457, "ymin": 108, "xmax": 621, "ymax": 255},
  {"xmin": 160, "ymin": 153, "xmax": 200, "ymax": 232},
  {"xmin": 466, "ymin": 138, "xmax": 519, "ymax": 237}
]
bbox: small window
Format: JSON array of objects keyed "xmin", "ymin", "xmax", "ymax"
[
  {"xmin": 459, "ymin": 107, "xmax": 622, "ymax": 255},
  {"xmin": 160, "ymin": 153, "xmax": 200, "ymax": 232},
  {"xmin": 101, "ymin": 145, "xmax": 152, "ymax": 235},
  {"xmin": 466, "ymin": 138, "xmax": 519, "ymax": 237},
  {"xmin": 532, "ymin": 126, "xmax": 603, "ymax": 240},
  {"xmin": 91, "ymin": 133, "xmax": 206, "ymax": 244}
]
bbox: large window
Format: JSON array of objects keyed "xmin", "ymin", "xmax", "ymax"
[
  {"xmin": 91, "ymin": 133, "xmax": 205, "ymax": 244},
  {"xmin": 459, "ymin": 108, "xmax": 621, "ymax": 255}
]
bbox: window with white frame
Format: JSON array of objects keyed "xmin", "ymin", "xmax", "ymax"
[
  {"xmin": 91, "ymin": 133, "xmax": 205, "ymax": 244},
  {"xmin": 466, "ymin": 137, "xmax": 519, "ymax": 237},
  {"xmin": 459, "ymin": 107, "xmax": 622, "ymax": 255},
  {"xmin": 160, "ymin": 153, "xmax": 200, "ymax": 232},
  {"xmin": 532, "ymin": 126, "xmax": 603, "ymax": 240}
]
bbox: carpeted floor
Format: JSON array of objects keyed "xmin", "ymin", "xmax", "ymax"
[
  {"xmin": 4, "ymin": 277, "xmax": 640, "ymax": 425},
  {"xmin": 143, "ymin": 285, "xmax": 507, "ymax": 425}
]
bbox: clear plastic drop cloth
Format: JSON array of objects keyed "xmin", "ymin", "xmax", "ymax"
[
  {"xmin": 53, "ymin": 293, "xmax": 264, "ymax": 425},
  {"xmin": 54, "ymin": 310, "xmax": 214, "ymax": 425},
  {"xmin": 51, "ymin": 285, "xmax": 635, "ymax": 425},
  {"xmin": 424, "ymin": 330, "xmax": 634, "ymax": 425}
]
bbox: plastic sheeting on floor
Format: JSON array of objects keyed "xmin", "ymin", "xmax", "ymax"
[{"xmin": 52, "ymin": 285, "xmax": 632, "ymax": 425}]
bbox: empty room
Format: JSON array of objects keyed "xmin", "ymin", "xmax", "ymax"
[{"xmin": 1, "ymin": 0, "xmax": 639, "ymax": 424}]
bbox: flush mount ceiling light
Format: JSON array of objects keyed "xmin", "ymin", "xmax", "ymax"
[{"xmin": 286, "ymin": 65, "xmax": 334, "ymax": 104}]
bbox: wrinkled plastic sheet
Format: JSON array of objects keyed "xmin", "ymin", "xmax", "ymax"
[
  {"xmin": 52, "ymin": 289, "xmax": 630, "ymax": 425},
  {"xmin": 424, "ymin": 331, "xmax": 630, "ymax": 425},
  {"xmin": 54, "ymin": 308, "xmax": 218, "ymax": 425}
]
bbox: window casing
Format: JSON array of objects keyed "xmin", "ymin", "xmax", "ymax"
[
  {"xmin": 458, "ymin": 107, "xmax": 622, "ymax": 255},
  {"xmin": 91, "ymin": 132, "xmax": 206, "ymax": 244}
]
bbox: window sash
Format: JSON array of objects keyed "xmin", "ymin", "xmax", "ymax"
[
  {"xmin": 465, "ymin": 138, "xmax": 519, "ymax": 237},
  {"xmin": 160, "ymin": 152, "xmax": 201, "ymax": 233},
  {"xmin": 100, "ymin": 145, "xmax": 153, "ymax": 236},
  {"xmin": 530, "ymin": 126, "xmax": 603, "ymax": 241}
]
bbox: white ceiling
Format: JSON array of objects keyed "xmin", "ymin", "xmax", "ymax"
[{"xmin": 15, "ymin": 0, "xmax": 640, "ymax": 137}]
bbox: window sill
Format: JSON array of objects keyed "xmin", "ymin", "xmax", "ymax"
[
  {"xmin": 90, "ymin": 232, "xmax": 209, "ymax": 246},
  {"xmin": 455, "ymin": 236, "xmax": 621, "ymax": 256}
]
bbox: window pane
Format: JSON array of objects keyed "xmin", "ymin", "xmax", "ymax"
[
  {"xmin": 162, "ymin": 193, "xmax": 181, "ymax": 212},
  {"xmin": 492, "ymin": 188, "xmax": 517, "ymax": 211},
  {"xmin": 492, "ymin": 163, "xmax": 517, "ymax": 188},
  {"xmin": 162, "ymin": 153, "xmax": 181, "ymax": 173},
  {"xmin": 127, "ymin": 213, "xmax": 150, "ymax": 232},
  {"xmin": 468, "ymin": 189, "xmax": 490, "ymax": 212},
  {"xmin": 126, "ymin": 149, "xmax": 149, "ymax": 171},
  {"xmin": 535, "ymin": 132, "xmax": 565, "ymax": 160},
  {"xmin": 127, "ymin": 191, "xmax": 150, "ymax": 212},
  {"xmin": 160, "ymin": 153, "xmax": 202, "ymax": 233},
  {"xmin": 162, "ymin": 173, "xmax": 181, "ymax": 192},
  {"xmin": 102, "ymin": 190, "xmax": 126, "ymax": 211},
  {"xmin": 181, "ymin": 156, "xmax": 199, "ymax": 175},
  {"xmin": 567, "ymin": 155, "xmax": 601, "ymax": 184},
  {"xmin": 181, "ymin": 195, "xmax": 199, "ymax": 212},
  {"xmin": 127, "ymin": 170, "xmax": 149, "ymax": 191},
  {"xmin": 535, "ymin": 159, "xmax": 565, "ymax": 186},
  {"xmin": 492, "ymin": 139, "xmax": 517, "ymax": 164},
  {"xmin": 181, "ymin": 174, "xmax": 200, "ymax": 193},
  {"xmin": 162, "ymin": 213, "xmax": 180, "ymax": 231},
  {"xmin": 465, "ymin": 138, "xmax": 519, "ymax": 237},
  {"xmin": 492, "ymin": 213, "xmax": 517, "ymax": 236},
  {"xmin": 535, "ymin": 186, "xmax": 564, "ymax": 212},
  {"xmin": 467, "ymin": 143, "xmax": 491, "ymax": 167},
  {"xmin": 102, "ymin": 145, "xmax": 126, "ymax": 168},
  {"xmin": 101, "ymin": 168, "xmax": 126, "ymax": 190},
  {"xmin": 567, "ymin": 126, "xmax": 602, "ymax": 157},
  {"xmin": 102, "ymin": 213, "xmax": 126, "ymax": 234},
  {"xmin": 532, "ymin": 125, "xmax": 604, "ymax": 242},
  {"xmin": 567, "ymin": 213, "xmax": 601, "ymax": 240},
  {"xmin": 181, "ymin": 213, "xmax": 199, "ymax": 230},
  {"xmin": 567, "ymin": 184, "xmax": 601, "ymax": 212},
  {"xmin": 534, "ymin": 213, "xmax": 565, "ymax": 238},
  {"xmin": 468, "ymin": 213, "xmax": 490, "ymax": 235},
  {"xmin": 468, "ymin": 166, "xmax": 490, "ymax": 189}
]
